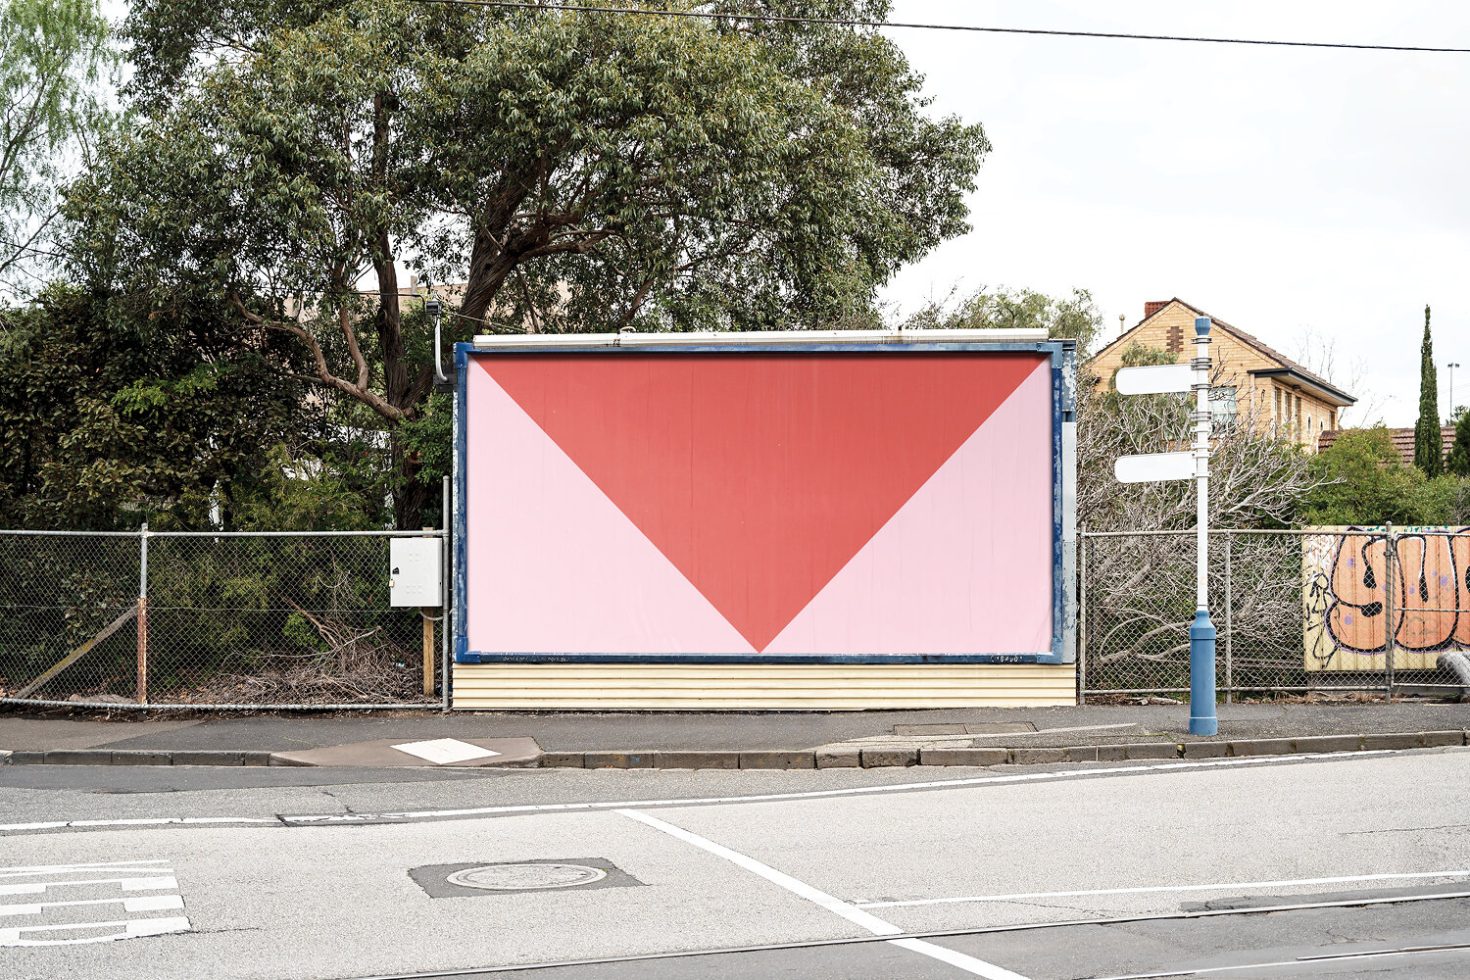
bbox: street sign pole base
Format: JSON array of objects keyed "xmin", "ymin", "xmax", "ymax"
[{"xmin": 1189, "ymin": 609, "xmax": 1218, "ymax": 736}]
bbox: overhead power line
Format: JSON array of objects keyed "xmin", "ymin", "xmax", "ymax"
[{"xmin": 406, "ymin": 0, "xmax": 1470, "ymax": 54}]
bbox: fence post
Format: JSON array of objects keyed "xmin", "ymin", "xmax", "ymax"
[
  {"xmin": 441, "ymin": 475, "xmax": 452, "ymax": 713},
  {"xmin": 1224, "ymin": 532, "xmax": 1233, "ymax": 704},
  {"xmin": 1077, "ymin": 532, "xmax": 1087, "ymax": 705},
  {"xmin": 1384, "ymin": 523, "xmax": 1396, "ymax": 700},
  {"xmin": 137, "ymin": 523, "xmax": 149, "ymax": 705},
  {"xmin": 421, "ymin": 526, "xmax": 436, "ymax": 697}
]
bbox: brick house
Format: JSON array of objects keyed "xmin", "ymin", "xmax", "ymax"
[{"xmin": 1086, "ymin": 298, "xmax": 1357, "ymax": 453}]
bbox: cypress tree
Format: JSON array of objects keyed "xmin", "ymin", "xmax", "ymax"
[{"xmin": 1415, "ymin": 304, "xmax": 1443, "ymax": 477}]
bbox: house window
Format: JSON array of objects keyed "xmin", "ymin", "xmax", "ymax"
[{"xmin": 1212, "ymin": 386, "xmax": 1237, "ymax": 423}]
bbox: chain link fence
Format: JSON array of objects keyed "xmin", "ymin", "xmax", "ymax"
[
  {"xmin": 8, "ymin": 524, "xmax": 1467, "ymax": 708},
  {"xmin": 1081, "ymin": 527, "xmax": 1470, "ymax": 699},
  {"xmin": 0, "ymin": 530, "xmax": 445, "ymax": 710}
]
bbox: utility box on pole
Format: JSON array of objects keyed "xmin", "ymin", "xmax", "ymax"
[
  {"xmin": 451, "ymin": 330, "xmax": 1077, "ymax": 710},
  {"xmin": 389, "ymin": 538, "xmax": 443, "ymax": 608}
]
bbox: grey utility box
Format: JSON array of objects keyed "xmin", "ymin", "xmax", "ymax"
[{"xmin": 390, "ymin": 538, "xmax": 443, "ymax": 607}]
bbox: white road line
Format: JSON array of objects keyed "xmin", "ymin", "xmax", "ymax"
[
  {"xmin": 0, "ymin": 894, "xmax": 185, "ymax": 916},
  {"xmin": 857, "ymin": 869, "xmax": 1470, "ymax": 908},
  {"xmin": 0, "ymin": 863, "xmax": 190, "ymax": 947},
  {"xmin": 0, "ymin": 750, "xmax": 1405, "ymax": 835},
  {"xmin": 618, "ymin": 808, "xmax": 1031, "ymax": 980},
  {"xmin": 0, "ymin": 863, "xmax": 169, "ymax": 875},
  {"xmin": 0, "ymin": 915, "xmax": 189, "ymax": 947},
  {"xmin": 0, "ymin": 860, "xmax": 169, "ymax": 877},
  {"xmin": 0, "ymin": 815, "xmax": 279, "ymax": 834},
  {"xmin": 0, "ymin": 875, "xmax": 177, "ymax": 896}
]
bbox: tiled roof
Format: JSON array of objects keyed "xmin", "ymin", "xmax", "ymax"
[{"xmin": 1317, "ymin": 426, "xmax": 1456, "ymax": 466}]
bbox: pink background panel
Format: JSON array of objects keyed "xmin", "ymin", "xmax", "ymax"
[
  {"xmin": 764, "ymin": 360, "xmax": 1054, "ymax": 654},
  {"xmin": 465, "ymin": 362, "xmax": 755, "ymax": 654}
]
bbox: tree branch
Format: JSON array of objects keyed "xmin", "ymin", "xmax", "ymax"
[{"xmin": 230, "ymin": 293, "xmax": 403, "ymax": 423}]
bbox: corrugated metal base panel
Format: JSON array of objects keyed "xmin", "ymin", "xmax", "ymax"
[{"xmin": 451, "ymin": 663, "xmax": 1077, "ymax": 710}]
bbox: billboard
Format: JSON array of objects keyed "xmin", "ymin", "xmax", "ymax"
[{"xmin": 453, "ymin": 333, "xmax": 1075, "ymax": 667}]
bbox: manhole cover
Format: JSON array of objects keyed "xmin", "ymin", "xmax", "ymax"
[
  {"xmin": 445, "ymin": 863, "xmax": 608, "ymax": 891},
  {"xmin": 409, "ymin": 859, "xmax": 640, "ymax": 897}
]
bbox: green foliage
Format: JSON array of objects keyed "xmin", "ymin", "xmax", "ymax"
[
  {"xmin": 1410, "ymin": 474, "xmax": 1470, "ymax": 525},
  {"xmin": 1447, "ymin": 406, "xmax": 1470, "ymax": 478},
  {"xmin": 1302, "ymin": 427, "xmax": 1470, "ymax": 525},
  {"xmin": 223, "ymin": 442, "xmax": 393, "ymax": 531},
  {"xmin": 0, "ymin": 0, "xmax": 114, "ymax": 292},
  {"xmin": 902, "ymin": 286, "xmax": 1103, "ymax": 352},
  {"xmin": 1118, "ymin": 342, "xmax": 1180, "ymax": 369},
  {"xmin": 0, "ymin": 285, "xmax": 306, "ymax": 529},
  {"xmin": 1415, "ymin": 304, "xmax": 1442, "ymax": 476},
  {"xmin": 395, "ymin": 392, "xmax": 452, "ymax": 499},
  {"xmin": 69, "ymin": 0, "xmax": 988, "ymax": 526}
]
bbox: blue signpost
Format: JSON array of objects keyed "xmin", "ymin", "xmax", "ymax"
[
  {"xmin": 1113, "ymin": 316, "xmax": 1217, "ymax": 736},
  {"xmin": 1187, "ymin": 318, "xmax": 1217, "ymax": 735}
]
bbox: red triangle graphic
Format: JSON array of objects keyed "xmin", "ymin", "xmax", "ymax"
[{"xmin": 481, "ymin": 353, "xmax": 1045, "ymax": 651}]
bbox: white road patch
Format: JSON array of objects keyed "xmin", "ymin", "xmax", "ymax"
[
  {"xmin": 391, "ymin": 738, "xmax": 501, "ymax": 765},
  {"xmin": 0, "ymin": 750, "xmax": 1405, "ymax": 836},
  {"xmin": 618, "ymin": 808, "xmax": 1031, "ymax": 980},
  {"xmin": 0, "ymin": 862, "xmax": 190, "ymax": 947},
  {"xmin": 857, "ymin": 868, "xmax": 1470, "ymax": 908}
]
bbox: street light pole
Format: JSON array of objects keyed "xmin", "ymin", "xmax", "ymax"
[
  {"xmin": 1189, "ymin": 317, "xmax": 1217, "ymax": 736},
  {"xmin": 1450, "ymin": 362, "xmax": 1461, "ymax": 418}
]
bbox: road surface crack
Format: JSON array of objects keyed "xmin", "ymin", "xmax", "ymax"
[
  {"xmin": 997, "ymin": 898, "xmax": 1102, "ymax": 916},
  {"xmin": 1342, "ymin": 823, "xmax": 1470, "ymax": 835},
  {"xmin": 316, "ymin": 787, "xmax": 355, "ymax": 816}
]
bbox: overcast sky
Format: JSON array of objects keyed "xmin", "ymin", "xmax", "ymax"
[{"xmin": 879, "ymin": 0, "xmax": 1470, "ymax": 426}]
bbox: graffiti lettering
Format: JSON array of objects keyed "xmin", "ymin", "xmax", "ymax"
[{"xmin": 1303, "ymin": 526, "xmax": 1470, "ymax": 672}]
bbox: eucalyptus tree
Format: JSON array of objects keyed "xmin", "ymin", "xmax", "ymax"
[
  {"xmin": 0, "ymin": 0, "xmax": 112, "ymax": 295},
  {"xmin": 69, "ymin": 0, "xmax": 988, "ymax": 528}
]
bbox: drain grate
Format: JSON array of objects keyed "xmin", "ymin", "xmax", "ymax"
[{"xmin": 410, "ymin": 858, "xmax": 641, "ymax": 898}]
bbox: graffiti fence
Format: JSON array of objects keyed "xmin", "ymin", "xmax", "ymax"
[{"xmin": 1081, "ymin": 526, "xmax": 1470, "ymax": 698}]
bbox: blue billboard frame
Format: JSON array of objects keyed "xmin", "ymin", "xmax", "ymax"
[{"xmin": 452, "ymin": 339, "xmax": 1077, "ymax": 666}]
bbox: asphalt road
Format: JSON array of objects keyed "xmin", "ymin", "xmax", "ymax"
[{"xmin": 4, "ymin": 749, "xmax": 1470, "ymax": 979}]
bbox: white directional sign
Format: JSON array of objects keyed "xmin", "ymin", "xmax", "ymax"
[
  {"xmin": 1114, "ymin": 363, "xmax": 1193, "ymax": 396},
  {"xmin": 1114, "ymin": 451, "xmax": 1195, "ymax": 484}
]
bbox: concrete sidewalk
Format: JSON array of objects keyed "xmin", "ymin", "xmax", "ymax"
[{"xmin": 3, "ymin": 701, "xmax": 1469, "ymax": 769}]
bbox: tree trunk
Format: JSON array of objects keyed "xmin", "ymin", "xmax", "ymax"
[{"xmin": 391, "ymin": 433, "xmax": 433, "ymax": 530}]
